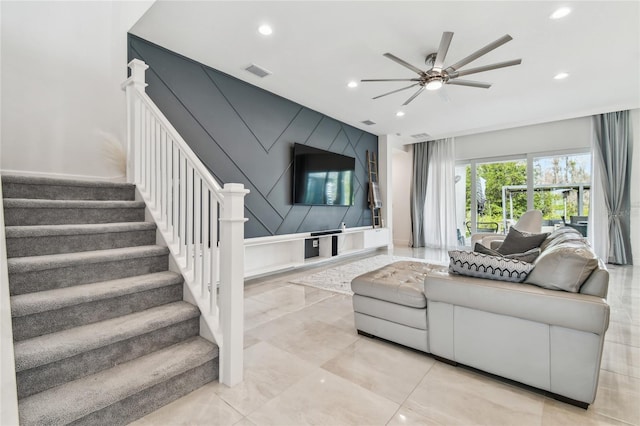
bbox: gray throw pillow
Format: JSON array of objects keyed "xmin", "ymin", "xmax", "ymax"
[
  {"xmin": 497, "ymin": 227, "xmax": 548, "ymax": 255},
  {"xmin": 474, "ymin": 243, "xmax": 541, "ymax": 263},
  {"xmin": 449, "ymin": 250, "xmax": 534, "ymax": 283},
  {"xmin": 524, "ymin": 242, "xmax": 599, "ymax": 292}
]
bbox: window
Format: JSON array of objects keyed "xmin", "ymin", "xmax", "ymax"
[
  {"xmin": 532, "ymin": 152, "xmax": 590, "ymax": 232},
  {"xmin": 457, "ymin": 149, "xmax": 591, "ymax": 244}
]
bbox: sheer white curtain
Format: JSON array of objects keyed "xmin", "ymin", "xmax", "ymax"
[
  {"xmin": 589, "ymin": 126, "xmax": 609, "ymax": 261},
  {"xmin": 423, "ymin": 138, "xmax": 458, "ymax": 249}
]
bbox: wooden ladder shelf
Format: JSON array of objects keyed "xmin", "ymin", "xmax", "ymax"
[{"xmin": 366, "ymin": 150, "xmax": 382, "ymax": 228}]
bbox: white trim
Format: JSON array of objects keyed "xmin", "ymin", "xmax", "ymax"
[
  {"xmin": 393, "ymin": 238, "xmax": 410, "ymax": 247},
  {"xmin": 0, "ymin": 169, "xmax": 126, "ymax": 183},
  {"xmin": 0, "ymin": 176, "xmax": 19, "ymax": 425}
]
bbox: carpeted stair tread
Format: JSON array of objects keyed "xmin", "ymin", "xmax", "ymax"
[
  {"xmin": 1, "ymin": 174, "xmax": 135, "ymax": 189},
  {"xmin": 14, "ymin": 302, "xmax": 199, "ymax": 372},
  {"xmin": 17, "ymin": 336, "xmax": 217, "ymax": 426},
  {"xmin": 7, "ymin": 245, "xmax": 168, "ymax": 274},
  {"xmin": 3, "ymin": 198, "xmax": 145, "ymax": 209},
  {"xmin": 11, "ymin": 271, "xmax": 183, "ymax": 317},
  {"xmin": 1, "ymin": 174, "xmax": 135, "ymax": 201},
  {"xmin": 5, "ymin": 222, "xmax": 156, "ymax": 238},
  {"xmin": 5, "ymin": 222, "xmax": 157, "ymax": 258}
]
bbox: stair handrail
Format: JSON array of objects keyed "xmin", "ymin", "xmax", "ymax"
[
  {"xmin": 0, "ymin": 175, "xmax": 20, "ymax": 424},
  {"xmin": 121, "ymin": 59, "xmax": 248, "ymax": 386}
]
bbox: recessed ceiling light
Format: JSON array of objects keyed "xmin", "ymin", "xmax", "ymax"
[
  {"xmin": 347, "ymin": 81, "xmax": 358, "ymax": 88},
  {"xmin": 258, "ymin": 24, "xmax": 273, "ymax": 36},
  {"xmin": 396, "ymin": 111, "xmax": 405, "ymax": 117},
  {"xmin": 554, "ymin": 72, "xmax": 570, "ymax": 80},
  {"xmin": 550, "ymin": 7, "xmax": 571, "ymax": 19}
]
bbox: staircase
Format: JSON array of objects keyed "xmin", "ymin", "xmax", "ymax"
[{"xmin": 2, "ymin": 174, "xmax": 218, "ymax": 425}]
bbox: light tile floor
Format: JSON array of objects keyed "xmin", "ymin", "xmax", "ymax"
[{"xmin": 133, "ymin": 247, "xmax": 640, "ymax": 426}]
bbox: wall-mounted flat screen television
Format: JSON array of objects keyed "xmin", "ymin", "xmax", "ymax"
[{"xmin": 292, "ymin": 143, "xmax": 355, "ymax": 206}]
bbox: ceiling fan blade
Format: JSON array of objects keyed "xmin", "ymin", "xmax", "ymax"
[
  {"xmin": 433, "ymin": 31, "xmax": 454, "ymax": 72},
  {"xmin": 372, "ymin": 83, "xmax": 420, "ymax": 100},
  {"xmin": 383, "ymin": 53, "xmax": 425, "ymax": 75},
  {"xmin": 445, "ymin": 34, "xmax": 513, "ymax": 73},
  {"xmin": 438, "ymin": 87, "xmax": 451, "ymax": 103},
  {"xmin": 450, "ymin": 59, "xmax": 522, "ymax": 78},
  {"xmin": 402, "ymin": 86, "xmax": 425, "ymax": 105},
  {"xmin": 446, "ymin": 79, "xmax": 491, "ymax": 89},
  {"xmin": 361, "ymin": 78, "xmax": 421, "ymax": 82}
]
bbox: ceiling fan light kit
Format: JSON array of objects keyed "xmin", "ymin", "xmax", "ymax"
[{"xmin": 362, "ymin": 31, "xmax": 522, "ymax": 105}]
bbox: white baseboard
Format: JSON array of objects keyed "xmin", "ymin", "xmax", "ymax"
[
  {"xmin": 393, "ymin": 239, "xmax": 410, "ymax": 247},
  {"xmin": 0, "ymin": 169, "xmax": 126, "ymax": 183}
]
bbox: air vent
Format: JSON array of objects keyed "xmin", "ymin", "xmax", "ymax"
[
  {"xmin": 411, "ymin": 133, "xmax": 430, "ymax": 139},
  {"xmin": 245, "ymin": 64, "xmax": 272, "ymax": 78},
  {"xmin": 361, "ymin": 120, "xmax": 376, "ymax": 126}
]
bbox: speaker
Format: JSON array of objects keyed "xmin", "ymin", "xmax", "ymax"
[{"xmin": 304, "ymin": 238, "xmax": 319, "ymax": 259}]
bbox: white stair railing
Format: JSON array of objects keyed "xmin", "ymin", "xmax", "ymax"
[{"xmin": 121, "ymin": 59, "xmax": 248, "ymax": 386}]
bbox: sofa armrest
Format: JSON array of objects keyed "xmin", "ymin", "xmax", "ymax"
[
  {"xmin": 424, "ymin": 270, "xmax": 609, "ymax": 335},
  {"xmin": 470, "ymin": 233, "xmax": 505, "ymax": 249}
]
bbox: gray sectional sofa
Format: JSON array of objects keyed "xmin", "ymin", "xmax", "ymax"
[{"xmin": 351, "ymin": 227, "xmax": 609, "ymax": 408}]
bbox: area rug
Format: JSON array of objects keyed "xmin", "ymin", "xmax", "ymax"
[{"xmin": 289, "ymin": 254, "xmax": 444, "ymax": 295}]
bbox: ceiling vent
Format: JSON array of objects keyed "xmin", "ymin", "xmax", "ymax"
[
  {"xmin": 360, "ymin": 120, "xmax": 376, "ymax": 126},
  {"xmin": 245, "ymin": 64, "xmax": 272, "ymax": 78},
  {"xmin": 411, "ymin": 133, "xmax": 430, "ymax": 139}
]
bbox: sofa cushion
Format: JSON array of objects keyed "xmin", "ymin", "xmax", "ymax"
[
  {"xmin": 474, "ymin": 243, "xmax": 541, "ymax": 263},
  {"xmin": 525, "ymin": 241, "xmax": 599, "ymax": 292},
  {"xmin": 449, "ymin": 250, "xmax": 534, "ymax": 283},
  {"xmin": 351, "ymin": 261, "xmax": 442, "ymax": 308},
  {"xmin": 497, "ymin": 228, "xmax": 549, "ymax": 255},
  {"xmin": 540, "ymin": 227, "xmax": 584, "ymax": 251},
  {"xmin": 424, "ymin": 272, "xmax": 610, "ymax": 335}
]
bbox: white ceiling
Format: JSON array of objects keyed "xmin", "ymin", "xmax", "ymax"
[{"xmin": 131, "ymin": 1, "xmax": 640, "ymax": 144}]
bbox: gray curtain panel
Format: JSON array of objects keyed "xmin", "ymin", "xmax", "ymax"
[
  {"xmin": 593, "ymin": 110, "xmax": 634, "ymax": 265},
  {"xmin": 410, "ymin": 142, "xmax": 430, "ymax": 247}
]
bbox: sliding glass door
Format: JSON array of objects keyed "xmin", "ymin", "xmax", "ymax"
[
  {"xmin": 532, "ymin": 152, "xmax": 591, "ymax": 234},
  {"xmin": 458, "ymin": 149, "xmax": 591, "ymax": 244}
]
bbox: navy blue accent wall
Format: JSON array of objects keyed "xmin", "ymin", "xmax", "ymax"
[{"xmin": 128, "ymin": 35, "xmax": 377, "ymax": 238}]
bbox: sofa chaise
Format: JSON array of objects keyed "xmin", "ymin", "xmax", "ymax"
[{"xmin": 351, "ymin": 227, "xmax": 609, "ymax": 408}]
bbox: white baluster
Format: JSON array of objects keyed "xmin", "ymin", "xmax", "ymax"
[
  {"xmin": 193, "ymin": 176, "xmax": 202, "ymax": 287},
  {"xmin": 201, "ymin": 189, "xmax": 210, "ymax": 298},
  {"xmin": 172, "ymin": 143, "xmax": 180, "ymax": 244},
  {"xmin": 186, "ymin": 164, "xmax": 194, "ymax": 275},
  {"xmin": 150, "ymin": 117, "xmax": 157, "ymax": 210},
  {"xmin": 179, "ymin": 156, "xmax": 187, "ymax": 259},
  {"xmin": 210, "ymin": 199, "xmax": 219, "ymax": 312},
  {"xmin": 162, "ymin": 133, "xmax": 169, "ymax": 230}
]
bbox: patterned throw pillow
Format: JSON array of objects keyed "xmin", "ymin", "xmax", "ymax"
[
  {"xmin": 474, "ymin": 243, "xmax": 541, "ymax": 263},
  {"xmin": 449, "ymin": 250, "xmax": 534, "ymax": 283},
  {"xmin": 497, "ymin": 228, "xmax": 549, "ymax": 255}
]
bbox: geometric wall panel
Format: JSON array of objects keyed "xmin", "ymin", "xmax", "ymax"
[{"xmin": 128, "ymin": 35, "xmax": 378, "ymax": 238}]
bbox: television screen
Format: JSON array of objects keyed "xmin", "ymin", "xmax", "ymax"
[{"xmin": 292, "ymin": 143, "xmax": 355, "ymax": 206}]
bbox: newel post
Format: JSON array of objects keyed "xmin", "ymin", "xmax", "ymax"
[
  {"xmin": 121, "ymin": 59, "xmax": 148, "ymax": 184},
  {"xmin": 218, "ymin": 183, "xmax": 249, "ymax": 386}
]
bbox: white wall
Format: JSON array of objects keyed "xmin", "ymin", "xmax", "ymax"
[
  {"xmin": 0, "ymin": 1, "xmax": 153, "ymax": 180},
  {"xmin": 379, "ymin": 135, "xmax": 403, "ymax": 248},
  {"xmin": 455, "ymin": 115, "xmax": 592, "ymax": 161},
  {"xmin": 392, "ymin": 146, "xmax": 412, "ymax": 246}
]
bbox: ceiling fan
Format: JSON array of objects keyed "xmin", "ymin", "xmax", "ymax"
[{"xmin": 362, "ymin": 32, "xmax": 522, "ymax": 105}]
